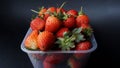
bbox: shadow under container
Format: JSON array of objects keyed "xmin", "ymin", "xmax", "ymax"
[{"xmin": 21, "ymin": 28, "xmax": 97, "ymax": 68}]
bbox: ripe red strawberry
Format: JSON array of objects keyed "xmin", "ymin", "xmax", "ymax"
[
  {"xmin": 68, "ymin": 57, "xmax": 81, "ymax": 68},
  {"xmin": 44, "ymin": 54, "xmax": 65, "ymax": 64},
  {"xmin": 64, "ymin": 16, "xmax": 76, "ymax": 29},
  {"xmin": 24, "ymin": 30, "xmax": 38, "ymax": 50},
  {"xmin": 76, "ymin": 7, "xmax": 89, "ymax": 27},
  {"xmin": 45, "ymin": 16, "xmax": 61, "ymax": 33},
  {"xmin": 47, "ymin": 7, "xmax": 56, "ymax": 13},
  {"xmin": 37, "ymin": 31, "xmax": 55, "ymax": 51},
  {"xmin": 67, "ymin": 9, "xmax": 78, "ymax": 16},
  {"xmin": 30, "ymin": 18, "xmax": 45, "ymax": 30},
  {"xmin": 43, "ymin": 60, "xmax": 55, "ymax": 68},
  {"xmin": 74, "ymin": 41, "xmax": 91, "ymax": 59},
  {"xmin": 56, "ymin": 27, "xmax": 69, "ymax": 37},
  {"xmin": 43, "ymin": 13, "xmax": 50, "ymax": 21},
  {"xmin": 76, "ymin": 41, "xmax": 91, "ymax": 50},
  {"xmin": 81, "ymin": 24, "xmax": 90, "ymax": 29},
  {"xmin": 39, "ymin": 8, "xmax": 47, "ymax": 16}
]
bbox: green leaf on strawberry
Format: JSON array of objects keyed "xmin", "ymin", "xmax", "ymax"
[
  {"xmin": 56, "ymin": 28, "xmax": 85, "ymax": 51},
  {"xmin": 82, "ymin": 27, "xmax": 93, "ymax": 37},
  {"xmin": 72, "ymin": 28, "xmax": 82, "ymax": 34},
  {"xmin": 72, "ymin": 28, "xmax": 85, "ymax": 43},
  {"xmin": 56, "ymin": 11, "xmax": 64, "ymax": 20}
]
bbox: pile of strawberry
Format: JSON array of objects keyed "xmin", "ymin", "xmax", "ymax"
[
  {"xmin": 24, "ymin": 3, "xmax": 93, "ymax": 51},
  {"xmin": 24, "ymin": 3, "xmax": 94, "ymax": 68}
]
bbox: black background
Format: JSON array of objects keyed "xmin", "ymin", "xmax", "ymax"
[{"xmin": 0, "ymin": 0, "xmax": 120, "ymax": 68}]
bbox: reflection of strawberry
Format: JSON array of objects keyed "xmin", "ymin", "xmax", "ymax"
[
  {"xmin": 74, "ymin": 41, "xmax": 91, "ymax": 59},
  {"xmin": 45, "ymin": 16, "xmax": 61, "ymax": 33},
  {"xmin": 64, "ymin": 16, "xmax": 76, "ymax": 29},
  {"xmin": 37, "ymin": 31, "xmax": 55, "ymax": 51},
  {"xmin": 76, "ymin": 7, "xmax": 89, "ymax": 27},
  {"xmin": 45, "ymin": 54, "xmax": 65, "ymax": 64},
  {"xmin": 24, "ymin": 30, "xmax": 38, "ymax": 50},
  {"xmin": 32, "ymin": 54, "xmax": 45, "ymax": 60},
  {"xmin": 43, "ymin": 60, "xmax": 55, "ymax": 68},
  {"xmin": 68, "ymin": 57, "xmax": 81, "ymax": 68},
  {"xmin": 56, "ymin": 27, "xmax": 69, "ymax": 37},
  {"xmin": 30, "ymin": 18, "xmax": 45, "ymax": 30},
  {"xmin": 67, "ymin": 9, "xmax": 78, "ymax": 16}
]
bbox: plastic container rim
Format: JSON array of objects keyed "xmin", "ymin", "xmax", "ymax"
[{"xmin": 21, "ymin": 28, "xmax": 97, "ymax": 54}]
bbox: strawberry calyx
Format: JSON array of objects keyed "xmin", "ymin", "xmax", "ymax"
[
  {"xmin": 62, "ymin": 12, "xmax": 69, "ymax": 20},
  {"xmin": 82, "ymin": 27, "xmax": 93, "ymax": 40},
  {"xmin": 56, "ymin": 28, "xmax": 85, "ymax": 51}
]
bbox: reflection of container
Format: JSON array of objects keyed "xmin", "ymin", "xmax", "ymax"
[{"xmin": 21, "ymin": 28, "xmax": 97, "ymax": 68}]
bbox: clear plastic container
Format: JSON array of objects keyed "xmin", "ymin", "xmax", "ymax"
[{"xmin": 21, "ymin": 28, "xmax": 97, "ymax": 68}]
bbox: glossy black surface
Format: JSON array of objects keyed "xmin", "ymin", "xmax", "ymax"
[{"xmin": 0, "ymin": 0, "xmax": 120, "ymax": 68}]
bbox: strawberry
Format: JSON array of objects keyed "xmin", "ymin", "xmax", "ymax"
[
  {"xmin": 56, "ymin": 27, "xmax": 69, "ymax": 37},
  {"xmin": 64, "ymin": 16, "xmax": 76, "ymax": 29},
  {"xmin": 67, "ymin": 9, "xmax": 78, "ymax": 16},
  {"xmin": 45, "ymin": 7, "xmax": 56, "ymax": 21},
  {"xmin": 38, "ymin": 7, "xmax": 47, "ymax": 16},
  {"xmin": 76, "ymin": 7, "xmax": 89, "ymax": 27},
  {"xmin": 39, "ymin": 8, "xmax": 49, "ymax": 21},
  {"xmin": 37, "ymin": 31, "xmax": 55, "ymax": 51},
  {"xmin": 81, "ymin": 24, "xmax": 90, "ymax": 29},
  {"xmin": 43, "ymin": 13, "xmax": 50, "ymax": 21},
  {"xmin": 43, "ymin": 60, "xmax": 55, "ymax": 68},
  {"xmin": 47, "ymin": 7, "xmax": 56, "ymax": 13},
  {"xmin": 44, "ymin": 54, "xmax": 65, "ymax": 64},
  {"xmin": 45, "ymin": 16, "xmax": 61, "ymax": 33},
  {"xmin": 30, "ymin": 17, "xmax": 45, "ymax": 30},
  {"xmin": 68, "ymin": 57, "xmax": 81, "ymax": 68},
  {"xmin": 24, "ymin": 30, "xmax": 38, "ymax": 50},
  {"xmin": 74, "ymin": 41, "xmax": 91, "ymax": 59},
  {"xmin": 76, "ymin": 41, "xmax": 91, "ymax": 50}
]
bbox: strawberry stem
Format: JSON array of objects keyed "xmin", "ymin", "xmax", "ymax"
[
  {"xmin": 78, "ymin": 6, "xmax": 85, "ymax": 15},
  {"xmin": 60, "ymin": 2, "xmax": 66, "ymax": 9},
  {"xmin": 31, "ymin": 9, "xmax": 39, "ymax": 14}
]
